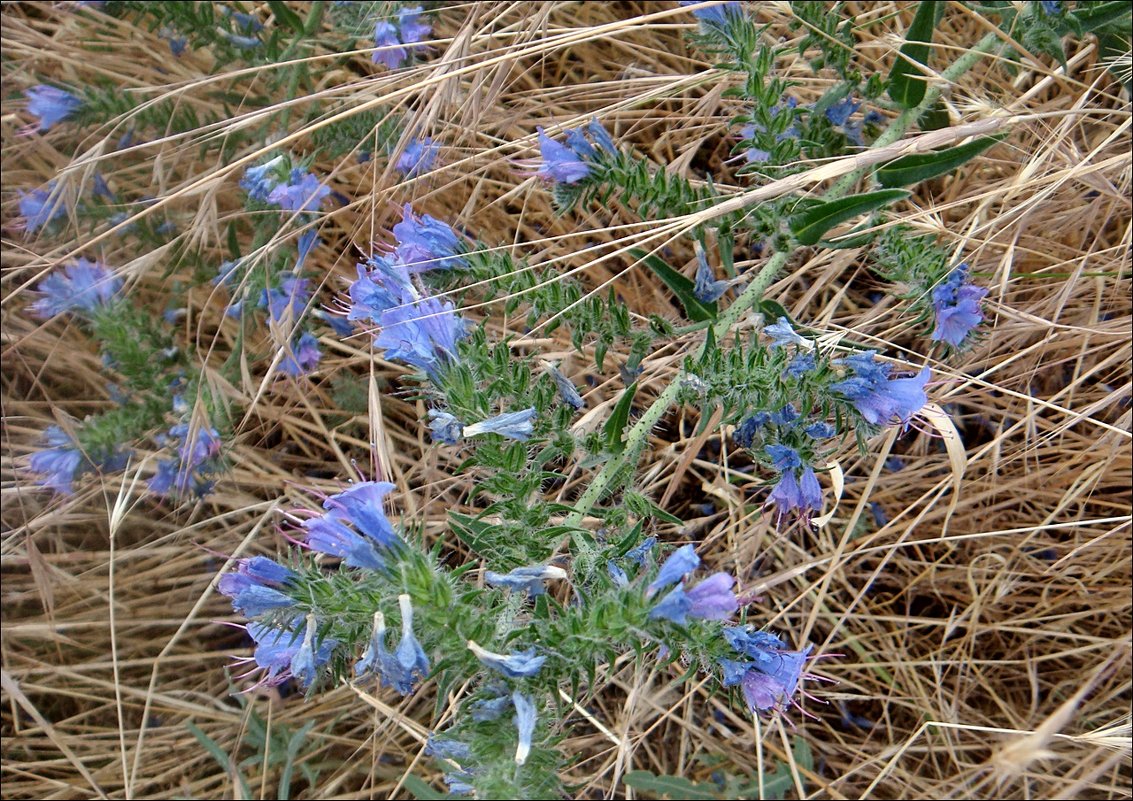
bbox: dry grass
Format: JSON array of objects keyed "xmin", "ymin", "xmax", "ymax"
[{"xmin": 2, "ymin": 2, "xmax": 1130, "ymax": 799}]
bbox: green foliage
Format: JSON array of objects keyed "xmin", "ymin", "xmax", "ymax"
[
  {"xmin": 788, "ymin": 1, "xmax": 860, "ymax": 79},
  {"xmin": 886, "ymin": 1, "xmax": 939, "ymax": 109},
  {"xmin": 876, "ymin": 135, "xmax": 1007, "ymax": 187},
  {"xmin": 788, "ymin": 190, "xmax": 910, "ymax": 246}
]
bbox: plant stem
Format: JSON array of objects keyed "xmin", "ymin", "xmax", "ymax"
[{"xmin": 565, "ymin": 29, "xmax": 1005, "ymax": 549}]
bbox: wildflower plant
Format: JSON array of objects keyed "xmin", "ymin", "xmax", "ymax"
[{"xmin": 8, "ymin": 1, "xmax": 1129, "ymax": 800}]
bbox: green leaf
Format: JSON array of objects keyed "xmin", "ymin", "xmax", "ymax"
[
  {"xmin": 887, "ymin": 2, "xmax": 937, "ymax": 108},
  {"xmin": 613, "ymin": 519, "xmax": 645, "ymax": 556},
  {"xmin": 1070, "ymin": 1, "xmax": 1131, "ymax": 33},
  {"xmin": 402, "ymin": 774, "xmax": 447, "ymax": 800},
  {"xmin": 187, "ymin": 722, "xmax": 251, "ymax": 800},
  {"xmin": 623, "ymin": 771, "xmax": 719, "ymax": 800},
  {"xmin": 630, "ymin": 248, "xmax": 718, "ymax": 322},
  {"xmin": 877, "ymin": 134, "xmax": 1006, "ymax": 187},
  {"xmin": 604, "ymin": 382, "xmax": 638, "ymax": 455},
  {"xmin": 269, "ymin": 1, "xmax": 304, "ymax": 32},
  {"xmin": 788, "ymin": 190, "xmax": 910, "ymax": 246}
]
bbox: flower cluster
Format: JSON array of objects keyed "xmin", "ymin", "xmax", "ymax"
[
  {"xmin": 719, "ymin": 629, "xmax": 820, "ymax": 716},
  {"xmin": 372, "ymin": 5, "xmax": 431, "ymax": 69},
  {"xmin": 302, "ymin": 481, "xmax": 405, "ymax": 571},
  {"xmin": 346, "ymin": 206, "xmax": 468, "ymax": 377},
  {"xmin": 931, "ymin": 263, "xmax": 988, "ymax": 348},
  {"xmin": 241, "ymin": 157, "xmax": 331, "ymax": 213},
  {"xmin": 149, "ymin": 422, "xmax": 224, "ymax": 497},
  {"xmin": 27, "ymin": 425, "xmax": 126, "ymax": 495},
  {"xmin": 29, "ymin": 259, "xmax": 122, "ymax": 318},
  {"xmin": 535, "ymin": 118, "xmax": 617, "ymax": 184},
  {"xmin": 831, "ymin": 352, "xmax": 930, "ymax": 427}
]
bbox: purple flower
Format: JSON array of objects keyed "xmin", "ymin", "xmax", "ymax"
[
  {"xmin": 931, "ymin": 264, "xmax": 987, "ymax": 347},
  {"xmin": 18, "ymin": 186, "xmax": 66, "ymax": 233},
  {"xmin": 25, "ymin": 85, "xmax": 82, "ymax": 132},
  {"xmin": 322, "ymin": 481, "xmax": 403, "ymax": 551},
  {"xmin": 587, "ymin": 118, "xmax": 617, "ymax": 153},
  {"xmin": 392, "ymin": 205, "xmax": 464, "ymax": 271},
  {"xmin": 686, "ymin": 572, "xmax": 739, "ymax": 620},
  {"xmin": 398, "ymin": 6, "xmax": 431, "ymax": 43},
  {"xmin": 608, "ymin": 560, "xmax": 629, "ymax": 587},
  {"xmin": 29, "ymin": 259, "xmax": 121, "ymax": 317},
  {"xmin": 347, "ymin": 259, "xmax": 411, "ymax": 322},
  {"xmin": 462, "ymin": 408, "xmax": 537, "ymax": 441},
  {"xmin": 290, "ymin": 614, "xmax": 324, "ymax": 687},
  {"xmin": 149, "ymin": 423, "xmax": 223, "ymax": 497},
  {"xmin": 395, "ymin": 137, "xmax": 439, "ymax": 177},
  {"xmin": 246, "ymin": 617, "xmax": 337, "ymax": 686},
  {"xmin": 764, "ymin": 317, "xmax": 806, "ymax": 349},
  {"xmin": 373, "ymin": 20, "xmax": 408, "ymax": 68},
  {"xmin": 625, "ymin": 536, "xmax": 657, "ymax": 565},
  {"xmin": 279, "ymin": 331, "xmax": 321, "ymax": 376},
  {"xmin": 804, "ymin": 421, "xmax": 835, "ymax": 439},
  {"xmin": 240, "ymin": 156, "xmax": 286, "ymax": 202},
  {"xmin": 648, "ymin": 585, "xmax": 692, "ymax": 624},
  {"xmin": 783, "ymin": 352, "xmax": 816, "ymax": 379},
  {"xmin": 471, "ymin": 694, "xmax": 511, "ymax": 722},
  {"xmin": 765, "ymin": 444, "xmax": 802, "ymax": 471},
  {"xmin": 467, "ymin": 641, "xmax": 546, "ymax": 678},
  {"xmin": 262, "ymin": 276, "xmax": 311, "ymax": 324},
  {"xmin": 375, "ymin": 294, "xmax": 466, "ymax": 377},
  {"xmin": 218, "ymin": 557, "xmax": 295, "ymax": 615},
  {"xmin": 646, "ymin": 544, "xmax": 699, "ymax": 598},
  {"xmin": 485, "ymin": 564, "xmax": 567, "ymax": 597},
  {"xmin": 305, "ymin": 513, "xmax": 386, "ymax": 570},
  {"xmin": 512, "ymin": 692, "xmax": 537, "ymax": 766},
  {"xmin": 295, "ymin": 229, "xmax": 320, "ymax": 271},
  {"xmin": 28, "ymin": 426, "xmax": 86, "ymax": 494},
  {"xmin": 720, "ymin": 628, "xmax": 817, "ymax": 714},
  {"xmin": 832, "ymin": 354, "xmax": 931, "ymax": 426},
  {"xmin": 267, "ymin": 169, "xmax": 331, "ymax": 212},
  {"xmin": 536, "ymin": 127, "xmax": 590, "ymax": 184}
]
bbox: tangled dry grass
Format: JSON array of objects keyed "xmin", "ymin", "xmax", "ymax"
[{"xmin": 2, "ymin": 2, "xmax": 1130, "ymax": 798}]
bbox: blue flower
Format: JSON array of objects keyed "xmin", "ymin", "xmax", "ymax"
[
  {"xmin": 295, "ymin": 230, "xmax": 321, "ymax": 271},
  {"xmin": 375, "ymin": 294, "xmax": 467, "ymax": 377},
  {"xmin": 536, "ymin": 127, "xmax": 590, "ymax": 184},
  {"xmin": 373, "ymin": 20, "xmax": 408, "ymax": 68},
  {"xmin": 426, "ymin": 736, "xmax": 472, "ymax": 762},
  {"xmin": 470, "ymin": 693, "xmax": 512, "ymax": 722},
  {"xmin": 392, "ymin": 205, "xmax": 465, "ymax": 271},
  {"xmin": 240, "ymin": 155, "xmax": 286, "ymax": 202},
  {"xmin": 225, "ymin": 33, "xmax": 262, "ymax": 49},
  {"xmin": 279, "ymin": 331, "xmax": 321, "ymax": 376},
  {"xmin": 686, "ymin": 572, "xmax": 739, "ymax": 620},
  {"xmin": 765, "ymin": 444, "xmax": 802, "ymax": 471},
  {"xmin": 262, "ymin": 276, "xmax": 311, "ymax": 324},
  {"xmin": 587, "ymin": 118, "xmax": 618, "ymax": 153},
  {"xmin": 267, "ymin": 169, "xmax": 331, "ymax": 213},
  {"xmin": 28, "ymin": 426, "xmax": 86, "ymax": 494},
  {"xmin": 625, "ymin": 536, "xmax": 657, "ymax": 565},
  {"xmin": 733, "ymin": 414, "xmax": 765, "ymax": 449},
  {"xmin": 770, "ymin": 403, "xmax": 798, "ymax": 426},
  {"xmin": 511, "ymin": 692, "xmax": 537, "ymax": 766},
  {"xmin": 462, "ymin": 408, "xmax": 537, "ymax": 441},
  {"xmin": 322, "ymin": 481, "xmax": 403, "ymax": 551},
  {"xmin": 248, "ymin": 617, "xmax": 337, "ymax": 686},
  {"xmin": 645, "ymin": 544, "xmax": 699, "ymax": 598},
  {"xmin": 347, "ymin": 259, "xmax": 411, "ymax": 322},
  {"xmin": 679, "ymin": 1, "xmax": 744, "ymax": 26},
  {"xmin": 149, "ymin": 423, "xmax": 223, "ymax": 497},
  {"xmin": 832, "ymin": 354, "xmax": 931, "ymax": 426},
  {"xmin": 485, "ymin": 564, "xmax": 567, "ymax": 597},
  {"xmin": 398, "ymin": 6, "xmax": 431, "ymax": 44},
  {"xmin": 783, "ymin": 353, "xmax": 816, "ymax": 379},
  {"xmin": 764, "ymin": 317, "xmax": 806, "ymax": 349},
  {"xmin": 395, "ymin": 137, "xmax": 439, "ymax": 177},
  {"xmin": 693, "ymin": 248, "xmax": 729, "ymax": 303},
  {"xmin": 25, "ymin": 85, "xmax": 82, "ymax": 131},
  {"xmin": 825, "ymin": 97, "xmax": 861, "ymax": 127},
  {"xmin": 18, "ymin": 186, "xmax": 66, "ymax": 233},
  {"xmin": 648, "ymin": 584, "xmax": 691, "ymax": 624},
  {"xmin": 428, "ymin": 410, "xmax": 464, "ymax": 445},
  {"xmin": 303, "ymin": 513, "xmax": 387, "ymax": 571},
  {"xmin": 931, "ymin": 264, "xmax": 987, "ymax": 347},
  {"xmin": 467, "ymin": 641, "xmax": 546, "ymax": 678},
  {"xmin": 547, "ymin": 363, "xmax": 585, "ymax": 410},
  {"xmin": 30, "ymin": 259, "xmax": 121, "ymax": 318},
  {"xmin": 607, "ymin": 560, "xmax": 629, "ymax": 587},
  {"xmin": 804, "ymin": 421, "xmax": 835, "ymax": 439},
  {"xmin": 219, "ymin": 580, "xmax": 295, "ymax": 617},
  {"xmin": 392, "ymin": 595, "xmax": 430, "ymax": 692}
]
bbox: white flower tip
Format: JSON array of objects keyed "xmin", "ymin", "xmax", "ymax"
[
  {"xmin": 515, "ymin": 743, "xmax": 530, "ymax": 766},
  {"xmin": 542, "ymin": 565, "xmax": 568, "ymax": 580}
]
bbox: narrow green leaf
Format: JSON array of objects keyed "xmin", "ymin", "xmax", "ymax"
[
  {"xmin": 187, "ymin": 722, "xmax": 251, "ymax": 800},
  {"xmin": 269, "ymin": 1, "xmax": 304, "ymax": 32},
  {"xmin": 630, "ymin": 248, "xmax": 718, "ymax": 322},
  {"xmin": 877, "ymin": 135, "xmax": 1006, "ymax": 187},
  {"xmin": 887, "ymin": 2, "xmax": 937, "ymax": 108},
  {"xmin": 614, "ymin": 519, "xmax": 645, "ymax": 556},
  {"xmin": 1071, "ymin": 0, "xmax": 1130, "ymax": 33},
  {"xmin": 402, "ymin": 774, "xmax": 447, "ymax": 800},
  {"xmin": 788, "ymin": 190, "xmax": 910, "ymax": 246},
  {"xmin": 604, "ymin": 382, "xmax": 638, "ymax": 455},
  {"xmin": 623, "ymin": 771, "xmax": 719, "ymax": 800}
]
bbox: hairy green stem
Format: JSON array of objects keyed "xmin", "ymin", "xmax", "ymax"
[{"xmin": 565, "ymin": 29, "xmax": 1005, "ymax": 555}]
